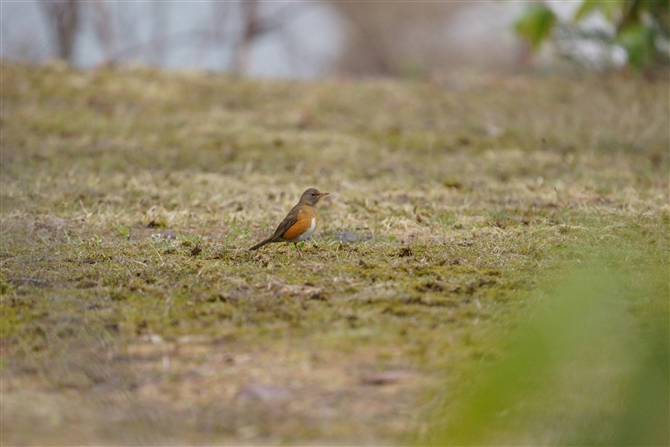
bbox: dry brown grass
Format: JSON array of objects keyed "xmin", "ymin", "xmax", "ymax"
[{"xmin": 1, "ymin": 61, "xmax": 668, "ymax": 445}]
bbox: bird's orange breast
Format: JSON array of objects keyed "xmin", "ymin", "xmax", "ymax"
[{"xmin": 282, "ymin": 206, "xmax": 318, "ymax": 241}]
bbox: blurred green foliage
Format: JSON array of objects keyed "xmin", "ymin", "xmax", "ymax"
[
  {"xmin": 514, "ymin": 0, "xmax": 670, "ymax": 71},
  {"xmin": 421, "ymin": 223, "xmax": 669, "ymax": 445},
  {"xmin": 514, "ymin": 4, "xmax": 558, "ymax": 50}
]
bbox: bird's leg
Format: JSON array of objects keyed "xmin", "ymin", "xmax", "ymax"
[{"xmin": 295, "ymin": 242, "xmax": 303, "ymax": 259}]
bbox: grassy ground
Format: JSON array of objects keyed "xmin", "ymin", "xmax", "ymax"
[{"xmin": 1, "ymin": 61, "xmax": 668, "ymax": 445}]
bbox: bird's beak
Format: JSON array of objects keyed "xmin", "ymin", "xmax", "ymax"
[{"xmin": 317, "ymin": 192, "xmax": 329, "ymax": 198}]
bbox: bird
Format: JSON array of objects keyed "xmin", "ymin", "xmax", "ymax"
[{"xmin": 249, "ymin": 188, "xmax": 329, "ymax": 257}]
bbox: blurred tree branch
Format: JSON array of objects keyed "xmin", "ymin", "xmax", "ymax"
[
  {"xmin": 39, "ymin": 0, "xmax": 80, "ymax": 62},
  {"xmin": 331, "ymin": 2, "xmax": 464, "ymax": 77},
  {"xmin": 31, "ymin": 0, "xmax": 320, "ymax": 75},
  {"xmin": 232, "ymin": 1, "xmax": 307, "ymax": 75},
  {"xmin": 88, "ymin": 1, "xmax": 116, "ymax": 64}
]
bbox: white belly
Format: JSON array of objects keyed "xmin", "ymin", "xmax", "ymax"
[{"xmin": 296, "ymin": 217, "xmax": 316, "ymax": 242}]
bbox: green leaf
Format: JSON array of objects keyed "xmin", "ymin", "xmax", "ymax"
[
  {"xmin": 514, "ymin": 4, "xmax": 557, "ymax": 50},
  {"xmin": 617, "ymin": 23, "xmax": 655, "ymax": 69}
]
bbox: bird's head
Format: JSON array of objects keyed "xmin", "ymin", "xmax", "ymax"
[{"xmin": 300, "ymin": 188, "xmax": 329, "ymax": 206}]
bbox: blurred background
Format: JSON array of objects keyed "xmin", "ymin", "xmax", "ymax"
[{"xmin": 3, "ymin": 0, "xmax": 668, "ymax": 77}]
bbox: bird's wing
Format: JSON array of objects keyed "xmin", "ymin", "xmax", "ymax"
[{"xmin": 268, "ymin": 204, "xmax": 302, "ymax": 242}]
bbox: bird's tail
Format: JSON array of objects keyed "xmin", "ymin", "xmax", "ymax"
[{"xmin": 249, "ymin": 239, "xmax": 272, "ymax": 251}]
